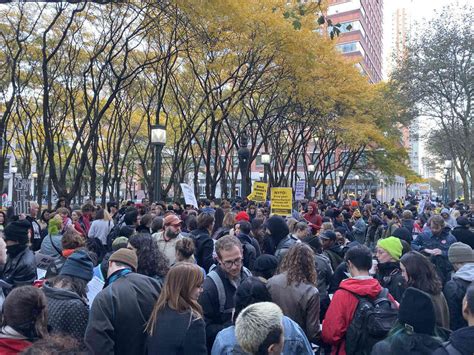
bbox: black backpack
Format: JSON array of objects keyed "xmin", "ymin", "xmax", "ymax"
[{"xmin": 345, "ymin": 288, "xmax": 398, "ymax": 355}]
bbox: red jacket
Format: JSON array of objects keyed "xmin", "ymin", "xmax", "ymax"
[
  {"xmin": 321, "ymin": 277, "xmax": 398, "ymax": 355},
  {"xmin": 0, "ymin": 338, "xmax": 32, "ymax": 354}
]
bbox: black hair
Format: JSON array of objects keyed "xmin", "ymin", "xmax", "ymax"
[
  {"xmin": 197, "ymin": 213, "xmax": 214, "ymax": 230},
  {"xmin": 238, "ymin": 221, "xmax": 252, "ymax": 235},
  {"xmin": 129, "ymin": 234, "xmax": 169, "ymax": 278},
  {"xmin": 256, "ymin": 326, "xmax": 283, "ymax": 355},
  {"xmin": 466, "ymin": 285, "xmax": 474, "ymax": 313},
  {"xmin": 212, "ymin": 207, "xmax": 225, "ymax": 235},
  {"xmin": 186, "ymin": 215, "xmax": 198, "ymax": 231},
  {"xmin": 49, "ymin": 275, "xmax": 88, "ymax": 299},
  {"xmin": 384, "ymin": 210, "xmax": 394, "ymax": 219},
  {"xmin": 233, "ymin": 277, "xmax": 272, "ymax": 322},
  {"xmin": 344, "ymin": 245, "xmax": 372, "ymax": 271},
  {"xmin": 124, "ymin": 209, "xmax": 138, "ymax": 225}
]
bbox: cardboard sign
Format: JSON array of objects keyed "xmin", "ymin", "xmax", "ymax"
[
  {"xmin": 180, "ymin": 183, "xmax": 198, "ymax": 208},
  {"xmin": 270, "ymin": 187, "xmax": 293, "ymax": 216},
  {"xmin": 295, "ymin": 179, "xmax": 306, "ymax": 201},
  {"xmin": 247, "ymin": 182, "xmax": 268, "ymax": 202}
]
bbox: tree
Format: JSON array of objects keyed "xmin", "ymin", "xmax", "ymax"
[{"xmin": 392, "ymin": 4, "xmax": 473, "ymax": 203}]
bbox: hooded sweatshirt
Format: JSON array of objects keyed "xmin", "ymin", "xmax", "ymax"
[
  {"xmin": 444, "ymin": 263, "xmax": 474, "ymax": 330},
  {"xmin": 322, "ymin": 277, "xmax": 398, "ymax": 355},
  {"xmin": 433, "ymin": 326, "xmax": 474, "ymax": 355},
  {"xmin": 304, "ymin": 202, "xmax": 322, "ymax": 232}
]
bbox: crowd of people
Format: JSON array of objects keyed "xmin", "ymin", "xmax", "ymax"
[{"xmin": 0, "ymin": 194, "xmax": 473, "ymax": 354}]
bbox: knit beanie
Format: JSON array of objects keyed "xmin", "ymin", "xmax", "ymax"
[
  {"xmin": 377, "ymin": 237, "xmax": 403, "ymax": 261},
  {"xmin": 4, "ymin": 220, "xmax": 31, "ymax": 244},
  {"xmin": 109, "ymin": 248, "xmax": 138, "ymax": 271},
  {"xmin": 253, "ymin": 255, "xmax": 278, "ymax": 274},
  {"xmin": 398, "ymin": 287, "xmax": 436, "ymax": 335},
  {"xmin": 112, "ymin": 236, "xmax": 129, "ymax": 251},
  {"xmin": 236, "ymin": 211, "xmax": 250, "ymax": 222},
  {"xmin": 448, "ymin": 242, "xmax": 474, "ymax": 264},
  {"xmin": 60, "ymin": 250, "xmax": 94, "ymax": 282}
]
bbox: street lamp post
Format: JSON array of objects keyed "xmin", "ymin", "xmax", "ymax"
[
  {"xmin": 308, "ymin": 164, "xmax": 315, "ymax": 198},
  {"xmin": 338, "ymin": 171, "xmax": 344, "ymax": 198},
  {"xmin": 354, "ymin": 174, "xmax": 360, "ymax": 198},
  {"xmin": 443, "ymin": 159, "xmax": 452, "ymax": 204},
  {"xmin": 132, "ymin": 179, "xmax": 137, "ymax": 201},
  {"xmin": 32, "ymin": 172, "xmax": 38, "ymax": 201},
  {"xmin": 261, "ymin": 153, "xmax": 270, "ymax": 184},
  {"xmin": 379, "ymin": 178, "xmax": 384, "ymax": 202},
  {"xmin": 151, "ymin": 124, "xmax": 167, "ymax": 203},
  {"xmin": 238, "ymin": 133, "xmax": 250, "ymax": 198},
  {"xmin": 10, "ymin": 166, "xmax": 17, "ymax": 211}
]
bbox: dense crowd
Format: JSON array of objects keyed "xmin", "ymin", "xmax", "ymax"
[{"xmin": 0, "ymin": 195, "xmax": 473, "ymax": 355}]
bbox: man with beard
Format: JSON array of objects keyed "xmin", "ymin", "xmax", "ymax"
[
  {"xmin": 0, "ymin": 220, "xmax": 37, "ymax": 295},
  {"xmin": 152, "ymin": 214, "xmax": 183, "ymax": 266}
]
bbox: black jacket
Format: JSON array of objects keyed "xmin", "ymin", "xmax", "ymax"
[
  {"xmin": 146, "ymin": 305, "xmax": 207, "ymax": 355},
  {"xmin": 237, "ymin": 233, "xmax": 258, "ymax": 271},
  {"xmin": 191, "ymin": 228, "xmax": 215, "ymax": 273},
  {"xmin": 375, "ymin": 261, "xmax": 406, "ymax": 302},
  {"xmin": 451, "ymin": 227, "xmax": 474, "ymax": 249},
  {"xmin": 323, "ymin": 245, "xmax": 344, "ymax": 272},
  {"xmin": 433, "ymin": 326, "xmax": 474, "ymax": 355},
  {"xmin": 198, "ymin": 265, "xmax": 250, "ymax": 350},
  {"xmin": 85, "ymin": 271, "xmax": 162, "ymax": 355},
  {"xmin": 26, "ymin": 216, "xmax": 43, "ymax": 252},
  {"xmin": 43, "ymin": 283, "xmax": 89, "ymax": 340},
  {"xmin": 0, "ymin": 245, "xmax": 36, "ymax": 294},
  {"xmin": 274, "ymin": 235, "xmax": 297, "ymax": 264}
]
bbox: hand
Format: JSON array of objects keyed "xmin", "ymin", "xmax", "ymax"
[
  {"xmin": 432, "ymin": 248, "xmax": 442, "ymax": 256},
  {"xmin": 423, "ymin": 248, "xmax": 434, "ymax": 255}
]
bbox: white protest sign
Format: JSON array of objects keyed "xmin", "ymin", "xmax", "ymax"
[
  {"xmin": 180, "ymin": 183, "xmax": 199, "ymax": 208},
  {"xmin": 295, "ymin": 179, "xmax": 306, "ymax": 201}
]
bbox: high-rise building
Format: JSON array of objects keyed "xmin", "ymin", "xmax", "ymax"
[{"xmin": 327, "ymin": 0, "xmax": 384, "ymax": 83}]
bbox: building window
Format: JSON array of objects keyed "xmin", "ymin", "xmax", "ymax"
[{"xmin": 336, "ymin": 41, "xmax": 365, "ymax": 56}]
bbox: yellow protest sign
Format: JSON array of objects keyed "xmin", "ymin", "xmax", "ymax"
[
  {"xmin": 247, "ymin": 182, "xmax": 268, "ymax": 202},
  {"xmin": 270, "ymin": 187, "xmax": 293, "ymax": 216}
]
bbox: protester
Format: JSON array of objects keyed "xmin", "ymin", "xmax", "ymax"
[
  {"xmin": 199, "ymin": 235, "xmax": 251, "ymax": 349},
  {"xmin": 267, "ymin": 243, "xmax": 320, "ymax": 344},
  {"xmin": 372, "ymin": 287, "xmax": 448, "ymax": 355},
  {"xmin": 174, "ymin": 237, "xmax": 197, "ymax": 264},
  {"xmin": 39, "ymin": 215, "xmax": 63, "ymax": 257},
  {"xmin": 433, "ymin": 284, "xmax": 474, "ymax": 355},
  {"xmin": 128, "ymin": 233, "xmax": 169, "ymax": 286},
  {"xmin": 43, "ymin": 250, "xmax": 93, "ymax": 340},
  {"xmin": 0, "ymin": 286, "xmax": 48, "ymax": 353},
  {"xmin": 411, "ymin": 215, "xmax": 457, "ymax": 285},
  {"xmin": 400, "ymin": 251, "xmax": 450, "ymax": 328},
  {"xmin": 153, "ymin": 214, "xmax": 183, "ymax": 266},
  {"xmin": 21, "ymin": 335, "xmax": 83, "ymax": 354},
  {"xmin": 322, "ymin": 245, "xmax": 398, "ymax": 355},
  {"xmin": 321, "ymin": 230, "xmax": 344, "ymax": 271},
  {"xmin": 235, "ymin": 302, "xmax": 285, "ymax": 355},
  {"xmin": 146, "ymin": 263, "xmax": 206, "ymax": 355},
  {"xmin": 235, "ymin": 220, "xmax": 259, "ymax": 270},
  {"xmin": 365, "ymin": 214, "xmax": 384, "ymax": 250},
  {"xmin": 304, "ymin": 202, "xmax": 322, "ymax": 234},
  {"xmin": 212, "ymin": 277, "xmax": 313, "ymax": 355},
  {"xmin": 375, "ymin": 237, "xmax": 407, "ymax": 302},
  {"xmin": 263, "ymin": 215, "xmax": 296, "ymax": 263},
  {"xmin": 88, "ymin": 209, "xmax": 114, "ymax": 246},
  {"xmin": 0, "ymin": 220, "xmax": 37, "ymax": 294},
  {"xmin": 26, "ymin": 202, "xmax": 43, "ymax": 251},
  {"xmin": 382, "ymin": 210, "xmax": 400, "ymax": 239},
  {"xmin": 85, "ymin": 248, "xmax": 162, "ymax": 355},
  {"xmin": 213, "ymin": 212, "xmax": 235, "ymax": 240},
  {"xmin": 443, "ymin": 242, "xmax": 474, "ymax": 330},
  {"xmin": 191, "ymin": 212, "xmax": 215, "ymax": 272},
  {"xmin": 351, "ymin": 209, "xmax": 367, "ymax": 244},
  {"xmin": 451, "ymin": 216, "xmax": 474, "ymax": 249}
]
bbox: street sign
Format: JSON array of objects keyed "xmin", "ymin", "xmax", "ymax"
[{"xmin": 270, "ymin": 187, "xmax": 292, "ymax": 216}]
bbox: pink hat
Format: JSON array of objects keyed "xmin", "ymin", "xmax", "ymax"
[
  {"xmin": 236, "ymin": 211, "xmax": 250, "ymax": 222},
  {"xmin": 163, "ymin": 214, "xmax": 181, "ymax": 227}
]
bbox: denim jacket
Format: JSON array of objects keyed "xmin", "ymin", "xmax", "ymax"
[{"xmin": 211, "ymin": 315, "xmax": 313, "ymax": 355}]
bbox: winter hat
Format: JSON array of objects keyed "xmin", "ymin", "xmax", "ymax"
[
  {"xmin": 398, "ymin": 287, "xmax": 436, "ymax": 335},
  {"xmin": 60, "ymin": 250, "xmax": 94, "ymax": 281},
  {"xmin": 4, "ymin": 220, "xmax": 31, "ymax": 244},
  {"xmin": 163, "ymin": 214, "xmax": 181, "ymax": 227},
  {"xmin": 352, "ymin": 209, "xmax": 362, "ymax": 218},
  {"xmin": 392, "ymin": 227, "xmax": 412, "ymax": 243},
  {"xmin": 236, "ymin": 211, "xmax": 250, "ymax": 222},
  {"xmin": 253, "ymin": 255, "xmax": 278, "ymax": 274},
  {"xmin": 456, "ymin": 216, "xmax": 469, "ymax": 227},
  {"xmin": 440, "ymin": 208, "xmax": 450, "ymax": 216},
  {"xmin": 319, "ymin": 230, "xmax": 337, "ymax": 241},
  {"xmin": 265, "ymin": 216, "xmax": 289, "ymax": 241},
  {"xmin": 377, "ymin": 237, "xmax": 403, "ymax": 261},
  {"xmin": 448, "ymin": 242, "xmax": 474, "ymax": 264},
  {"xmin": 109, "ymin": 248, "xmax": 138, "ymax": 271},
  {"xmin": 112, "ymin": 237, "xmax": 129, "ymax": 251}
]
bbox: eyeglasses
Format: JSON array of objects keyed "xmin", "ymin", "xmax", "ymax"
[{"xmin": 222, "ymin": 258, "xmax": 243, "ymax": 268}]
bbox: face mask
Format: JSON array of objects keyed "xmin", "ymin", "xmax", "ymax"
[{"xmin": 6, "ymin": 244, "xmax": 26, "ymax": 257}]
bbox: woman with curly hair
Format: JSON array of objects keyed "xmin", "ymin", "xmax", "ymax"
[
  {"xmin": 267, "ymin": 243, "xmax": 320, "ymax": 343},
  {"xmin": 128, "ymin": 234, "xmax": 170, "ymax": 287}
]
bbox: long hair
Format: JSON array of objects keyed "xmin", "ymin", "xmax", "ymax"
[
  {"xmin": 2, "ymin": 286, "xmax": 48, "ymax": 339},
  {"xmin": 400, "ymin": 251, "xmax": 442, "ymax": 295},
  {"xmin": 278, "ymin": 243, "xmax": 317, "ymax": 286},
  {"xmin": 48, "ymin": 275, "xmax": 88, "ymax": 299},
  {"xmin": 146, "ymin": 263, "xmax": 204, "ymax": 335},
  {"xmin": 128, "ymin": 234, "xmax": 169, "ymax": 278}
]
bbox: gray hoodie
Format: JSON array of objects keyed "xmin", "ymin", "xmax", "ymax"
[{"xmin": 453, "ymin": 263, "xmax": 474, "ymax": 282}]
